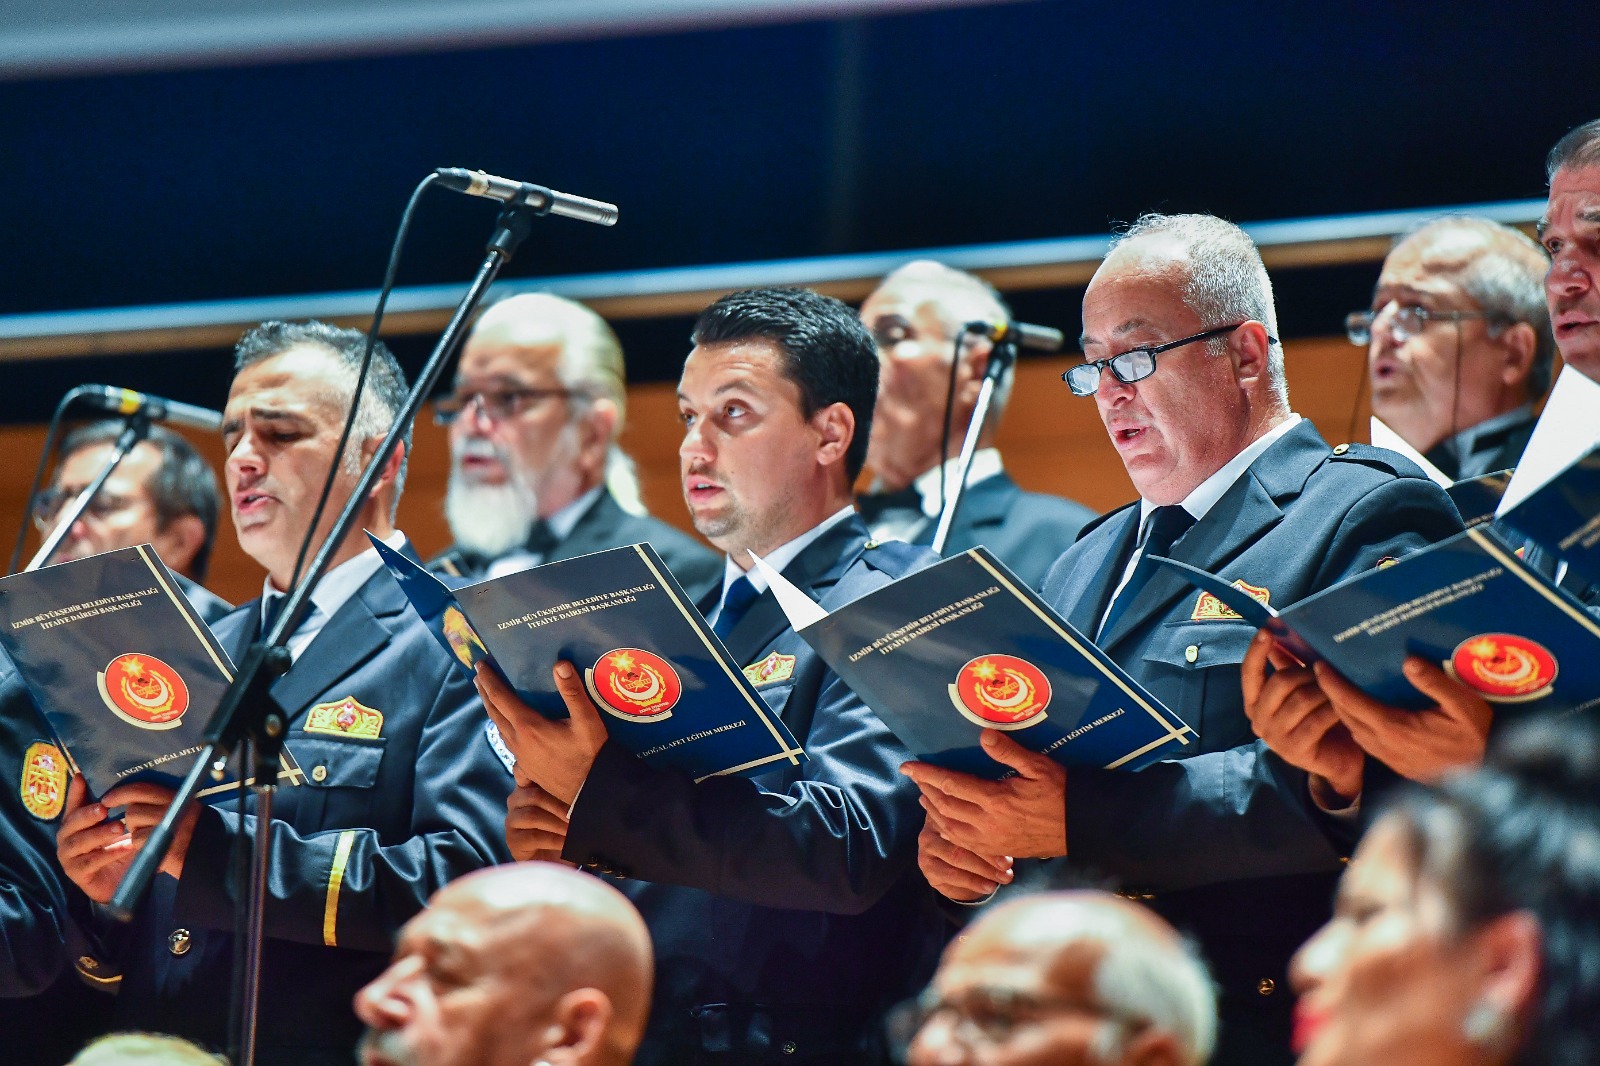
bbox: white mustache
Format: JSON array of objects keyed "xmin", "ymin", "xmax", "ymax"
[{"xmin": 453, "ymin": 437, "xmax": 507, "ymax": 465}]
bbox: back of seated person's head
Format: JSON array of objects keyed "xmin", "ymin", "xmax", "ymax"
[
  {"xmin": 69, "ymin": 1032, "xmax": 227, "ymax": 1065},
  {"xmin": 354, "ymin": 861, "xmax": 653, "ymax": 1066},
  {"xmin": 1292, "ymin": 715, "xmax": 1600, "ymax": 1066}
]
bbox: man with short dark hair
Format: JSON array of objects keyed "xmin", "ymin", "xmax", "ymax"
[
  {"xmin": 355, "ymin": 862, "xmax": 654, "ymax": 1066},
  {"xmin": 1351, "ymin": 216, "xmax": 1554, "ymax": 479},
  {"xmin": 907, "ymin": 216, "xmax": 1462, "ymax": 1065},
  {"xmin": 903, "ymin": 891, "xmax": 1216, "ymax": 1066},
  {"xmin": 480, "ymin": 288, "xmax": 948, "ymax": 1064},
  {"xmin": 431, "ymin": 293, "xmax": 720, "ymax": 597},
  {"xmin": 52, "ymin": 320, "xmax": 513, "ymax": 1064},
  {"xmin": 1543, "ymin": 118, "xmax": 1600, "ymax": 383},
  {"xmin": 858, "ymin": 261, "xmax": 1095, "ymax": 587}
]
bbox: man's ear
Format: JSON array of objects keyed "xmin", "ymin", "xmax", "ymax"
[
  {"xmin": 1494, "ymin": 322, "xmax": 1538, "ymax": 391},
  {"xmin": 954, "ymin": 336, "xmax": 994, "ymax": 409},
  {"xmin": 576, "ymin": 398, "xmax": 620, "ymax": 474},
  {"xmin": 539, "ymin": 988, "xmax": 613, "ymax": 1066},
  {"xmin": 1469, "ymin": 910, "xmax": 1543, "ymax": 1036},
  {"xmin": 150, "ymin": 514, "xmax": 207, "ymax": 579},
  {"xmin": 1230, "ymin": 321, "xmax": 1274, "ymax": 387},
  {"xmin": 361, "ymin": 437, "xmax": 406, "ymax": 495},
  {"xmin": 812, "ymin": 401, "xmax": 856, "ymax": 471}
]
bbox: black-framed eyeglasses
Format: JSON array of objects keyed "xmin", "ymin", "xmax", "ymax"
[
  {"xmin": 1062, "ymin": 323, "xmax": 1275, "ymax": 397},
  {"xmin": 1344, "ymin": 304, "xmax": 1507, "ymax": 346},
  {"xmin": 433, "ymin": 386, "xmax": 578, "ymax": 426}
]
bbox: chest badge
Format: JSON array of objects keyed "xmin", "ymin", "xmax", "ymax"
[
  {"xmin": 743, "ymin": 651, "xmax": 796, "ymax": 687},
  {"xmin": 1191, "ymin": 579, "xmax": 1271, "ymax": 622},
  {"xmin": 20, "ymin": 741, "xmax": 67, "ymax": 820},
  {"xmin": 305, "ymin": 696, "xmax": 384, "ymax": 739}
]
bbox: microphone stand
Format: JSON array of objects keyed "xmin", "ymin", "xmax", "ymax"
[
  {"xmin": 25, "ymin": 413, "xmax": 152, "ymax": 572},
  {"xmin": 108, "ymin": 198, "xmax": 548, "ymax": 1066},
  {"xmin": 930, "ymin": 337, "xmax": 1018, "ymax": 554}
]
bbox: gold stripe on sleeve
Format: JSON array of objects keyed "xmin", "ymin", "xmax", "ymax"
[{"xmin": 323, "ymin": 830, "xmax": 357, "ymax": 947}]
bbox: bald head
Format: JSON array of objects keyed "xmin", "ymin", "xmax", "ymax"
[
  {"xmin": 355, "ymin": 862, "xmax": 653, "ymax": 1066},
  {"xmin": 908, "ymin": 891, "xmax": 1215, "ymax": 1066}
]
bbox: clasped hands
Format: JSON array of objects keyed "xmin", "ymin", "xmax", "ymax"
[
  {"xmin": 56, "ymin": 776, "xmax": 199, "ymax": 904},
  {"xmin": 475, "ymin": 661, "xmax": 608, "ymax": 864},
  {"xmin": 1241, "ymin": 628, "xmax": 1492, "ymax": 803}
]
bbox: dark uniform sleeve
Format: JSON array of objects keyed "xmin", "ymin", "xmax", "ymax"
[
  {"xmin": 171, "ymin": 670, "xmax": 513, "ymax": 953},
  {"xmin": 1064, "ymin": 473, "xmax": 1464, "ymax": 891}
]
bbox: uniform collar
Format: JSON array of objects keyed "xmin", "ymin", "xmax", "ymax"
[{"xmin": 721, "ymin": 505, "xmax": 857, "ymax": 597}]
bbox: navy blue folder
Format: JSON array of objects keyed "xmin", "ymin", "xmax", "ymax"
[
  {"xmin": 793, "ymin": 547, "xmax": 1195, "ymax": 780},
  {"xmin": 372, "ymin": 536, "xmax": 804, "ymax": 781},
  {"xmin": 1500, "ymin": 445, "xmax": 1600, "ymax": 587}
]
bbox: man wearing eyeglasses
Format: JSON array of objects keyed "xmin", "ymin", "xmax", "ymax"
[
  {"xmin": 898, "ymin": 891, "xmax": 1216, "ymax": 1066},
  {"xmin": 906, "ymin": 214, "xmax": 1461, "ymax": 1065},
  {"xmin": 856, "ymin": 261, "xmax": 1095, "ymax": 588},
  {"xmin": 430, "ymin": 292, "xmax": 720, "ymax": 598},
  {"xmin": 1347, "ymin": 216, "xmax": 1553, "ymax": 481}
]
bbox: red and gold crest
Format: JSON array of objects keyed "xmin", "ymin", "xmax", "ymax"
[
  {"xmin": 586, "ymin": 648, "xmax": 682, "ymax": 723},
  {"xmin": 97, "ymin": 653, "xmax": 190, "ymax": 730},
  {"xmin": 20, "ymin": 741, "xmax": 67, "ymax": 820},
  {"xmin": 1446, "ymin": 634, "xmax": 1558, "ymax": 703},
  {"xmin": 305, "ymin": 697, "xmax": 384, "ymax": 738},
  {"xmin": 1191, "ymin": 579, "xmax": 1271, "ymax": 622},
  {"xmin": 948, "ymin": 654, "xmax": 1052, "ymax": 730}
]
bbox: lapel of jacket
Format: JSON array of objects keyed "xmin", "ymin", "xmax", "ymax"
[
  {"xmin": 720, "ymin": 516, "xmax": 867, "ymax": 666},
  {"xmin": 1097, "ymin": 420, "xmax": 1327, "ymax": 652},
  {"xmin": 1062, "ymin": 505, "xmax": 1139, "ymax": 637},
  {"xmin": 547, "ymin": 491, "xmax": 621, "ymax": 564},
  {"xmin": 925, "ymin": 473, "xmax": 1018, "ymax": 546}
]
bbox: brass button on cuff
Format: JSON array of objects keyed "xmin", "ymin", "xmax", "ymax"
[{"xmin": 1257, "ymin": 978, "xmax": 1276, "ymax": 996}]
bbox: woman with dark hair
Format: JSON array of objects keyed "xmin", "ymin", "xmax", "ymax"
[{"xmin": 1290, "ymin": 715, "xmax": 1600, "ymax": 1066}]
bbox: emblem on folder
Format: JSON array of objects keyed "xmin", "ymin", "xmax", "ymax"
[
  {"xmin": 586, "ymin": 649, "xmax": 681, "ymax": 723},
  {"xmin": 1191, "ymin": 580, "xmax": 1271, "ymax": 622},
  {"xmin": 440, "ymin": 606, "xmax": 490, "ymax": 670},
  {"xmin": 743, "ymin": 652, "xmax": 796, "ymax": 687},
  {"xmin": 305, "ymin": 697, "xmax": 384, "ymax": 738},
  {"xmin": 97, "ymin": 653, "xmax": 190, "ymax": 730},
  {"xmin": 20, "ymin": 741, "xmax": 67, "ymax": 820},
  {"xmin": 1446, "ymin": 634, "xmax": 1558, "ymax": 703},
  {"xmin": 949, "ymin": 654, "xmax": 1051, "ymax": 730}
]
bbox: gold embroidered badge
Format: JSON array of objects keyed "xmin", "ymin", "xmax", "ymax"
[
  {"xmin": 20, "ymin": 741, "xmax": 67, "ymax": 820},
  {"xmin": 1377, "ymin": 556, "xmax": 1400, "ymax": 569},
  {"xmin": 304, "ymin": 697, "xmax": 384, "ymax": 739},
  {"xmin": 1191, "ymin": 579, "xmax": 1271, "ymax": 621},
  {"xmin": 743, "ymin": 652, "xmax": 796, "ymax": 687}
]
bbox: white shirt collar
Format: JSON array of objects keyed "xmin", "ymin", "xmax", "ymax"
[
  {"xmin": 911, "ymin": 449, "xmax": 1005, "ymax": 518},
  {"xmin": 1138, "ymin": 415, "xmax": 1302, "ymax": 529},
  {"xmin": 547, "ymin": 485, "xmax": 604, "ymax": 542},
  {"xmin": 261, "ymin": 529, "xmax": 407, "ymax": 626},
  {"xmin": 721, "ymin": 505, "xmax": 857, "ymax": 600}
]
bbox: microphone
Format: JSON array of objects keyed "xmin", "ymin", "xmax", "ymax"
[
  {"xmin": 434, "ymin": 168, "xmax": 619, "ymax": 227},
  {"xmin": 74, "ymin": 385, "xmax": 223, "ymax": 433},
  {"xmin": 963, "ymin": 319, "xmax": 1066, "ymax": 353}
]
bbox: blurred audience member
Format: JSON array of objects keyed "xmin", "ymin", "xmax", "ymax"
[
  {"xmin": 898, "ymin": 890, "xmax": 1216, "ymax": 1066},
  {"xmin": 68, "ymin": 1032, "xmax": 226, "ymax": 1065},
  {"xmin": 1291, "ymin": 716, "xmax": 1600, "ymax": 1066},
  {"xmin": 354, "ymin": 862, "xmax": 653, "ymax": 1066}
]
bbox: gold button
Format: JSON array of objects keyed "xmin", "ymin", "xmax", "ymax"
[
  {"xmin": 1332, "ymin": 443, "xmax": 1350, "ymax": 456},
  {"xmin": 1184, "ymin": 645, "xmax": 1199, "ymax": 664},
  {"xmin": 168, "ymin": 929, "xmax": 192, "ymax": 957},
  {"xmin": 1257, "ymin": 978, "xmax": 1276, "ymax": 996},
  {"xmin": 311, "ymin": 765, "xmax": 328, "ymax": 783},
  {"xmin": 782, "ymin": 1042, "xmax": 798, "ymax": 1055},
  {"xmin": 78, "ymin": 955, "xmax": 98, "ymax": 971},
  {"xmin": 863, "ymin": 539, "xmax": 881, "ymax": 549}
]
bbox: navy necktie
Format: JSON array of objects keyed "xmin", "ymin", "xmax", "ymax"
[
  {"xmin": 1099, "ymin": 505, "xmax": 1196, "ymax": 639},
  {"xmin": 713, "ymin": 576, "xmax": 761, "ymax": 641},
  {"xmin": 260, "ymin": 593, "xmax": 287, "ymax": 639}
]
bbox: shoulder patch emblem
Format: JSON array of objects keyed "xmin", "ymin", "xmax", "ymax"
[
  {"xmin": 743, "ymin": 651, "xmax": 796, "ymax": 687},
  {"xmin": 305, "ymin": 697, "xmax": 384, "ymax": 739},
  {"xmin": 1376, "ymin": 556, "xmax": 1400, "ymax": 569},
  {"xmin": 1191, "ymin": 580, "xmax": 1271, "ymax": 622},
  {"xmin": 20, "ymin": 741, "xmax": 67, "ymax": 820}
]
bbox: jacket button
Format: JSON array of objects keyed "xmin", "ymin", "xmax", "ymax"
[
  {"xmin": 168, "ymin": 929, "xmax": 192, "ymax": 957},
  {"xmin": 1257, "ymin": 978, "xmax": 1276, "ymax": 996},
  {"xmin": 1184, "ymin": 645, "xmax": 1199, "ymax": 664},
  {"xmin": 782, "ymin": 1041, "xmax": 797, "ymax": 1055},
  {"xmin": 311, "ymin": 765, "xmax": 328, "ymax": 783},
  {"xmin": 78, "ymin": 955, "xmax": 98, "ymax": 971},
  {"xmin": 1332, "ymin": 443, "xmax": 1350, "ymax": 456}
]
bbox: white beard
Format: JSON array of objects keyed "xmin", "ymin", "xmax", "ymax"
[{"xmin": 445, "ymin": 439, "xmax": 542, "ymax": 558}]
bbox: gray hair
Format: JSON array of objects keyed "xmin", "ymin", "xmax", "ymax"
[
  {"xmin": 869, "ymin": 259, "xmax": 1017, "ymax": 411},
  {"xmin": 1396, "ymin": 216, "xmax": 1556, "ymax": 400},
  {"xmin": 1081, "ymin": 906, "xmax": 1218, "ymax": 1066},
  {"xmin": 1547, "ymin": 118, "xmax": 1600, "ymax": 181},
  {"xmin": 473, "ymin": 293, "xmax": 644, "ymax": 515},
  {"xmin": 1109, "ymin": 213, "xmax": 1287, "ymax": 407},
  {"xmin": 233, "ymin": 319, "xmax": 410, "ymax": 520}
]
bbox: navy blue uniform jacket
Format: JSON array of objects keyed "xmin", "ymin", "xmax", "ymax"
[
  {"xmin": 562, "ymin": 516, "xmax": 948, "ymax": 1065},
  {"xmin": 80, "ymin": 560, "xmax": 514, "ymax": 1064},
  {"xmin": 1035, "ymin": 420, "xmax": 1463, "ymax": 1064},
  {"xmin": 919, "ymin": 472, "xmax": 1096, "ymax": 589}
]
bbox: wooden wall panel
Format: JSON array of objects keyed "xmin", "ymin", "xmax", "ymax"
[{"xmin": 0, "ymin": 337, "xmax": 1370, "ymax": 606}]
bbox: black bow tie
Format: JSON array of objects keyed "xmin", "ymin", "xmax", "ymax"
[{"xmin": 858, "ymin": 486, "xmax": 924, "ymax": 523}]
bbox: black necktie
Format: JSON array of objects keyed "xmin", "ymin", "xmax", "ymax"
[
  {"xmin": 712, "ymin": 576, "xmax": 760, "ymax": 641},
  {"xmin": 260, "ymin": 593, "xmax": 287, "ymax": 639},
  {"xmin": 1099, "ymin": 505, "xmax": 1196, "ymax": 639}
]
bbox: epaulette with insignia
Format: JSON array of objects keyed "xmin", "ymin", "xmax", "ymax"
[{"xmin": 1326, "ymin": 441, "xmax": 1426, "ymax": 478}]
